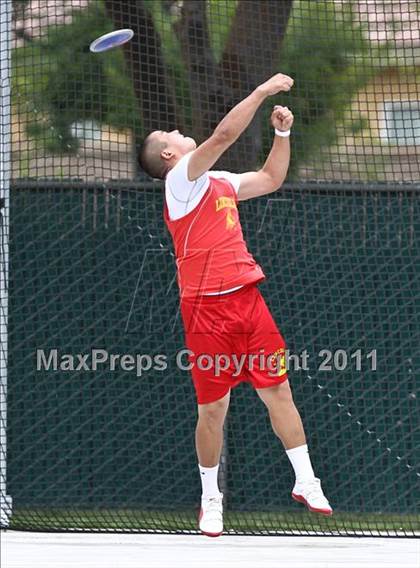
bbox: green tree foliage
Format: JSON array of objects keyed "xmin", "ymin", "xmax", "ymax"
[
  {"xmin": 13, "ymin": 3, "xmax": 138, "ymax": 154},
  {"xmin": 13, "ymin": 0, "xmax": 374, "ymax": 174},
  {"xmin": 278, "ymin": 0, "xmax": 374, "ymax": 174}
]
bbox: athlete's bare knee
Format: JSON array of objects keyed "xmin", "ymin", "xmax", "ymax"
[
  {"xmin": 197, "ymin": 393, "xmax": 230, "ymax": 430},
  {"xmin": 275, "ymin": 380, "xmax": 294, "ymax": 402},
  {"xmin": 257, "ymin": 380, "xmax": 294, "ymax": 409}
]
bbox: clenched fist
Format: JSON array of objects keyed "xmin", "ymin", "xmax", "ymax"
[
  {"xmin": 271, "ymin": 105, "xmax": 294, "ymax": 132},
  {"xmin": 257, "ymin": 73, "xmax": 294, "ymax": 97}
]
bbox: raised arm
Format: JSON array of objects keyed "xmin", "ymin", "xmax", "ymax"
[
  {"xmin": 237, "ymin": 105, "xmax": 294, "ymax": 201},
  {"xmin": 187, "ymin": 74, "xmax": 294, "ymax": 181}
]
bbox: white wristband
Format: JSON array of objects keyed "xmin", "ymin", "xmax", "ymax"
[{"xmin": 274, "ymin": 128, "xmax": 291, "ymax": 138}]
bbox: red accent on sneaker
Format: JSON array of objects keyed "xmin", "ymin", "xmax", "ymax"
[
  {"xmin": 292, "ymin": 492, "xmax": 333, "ymax": 516},
  {"xmin": 198, "ymin": 508, "xmax": 223, "ymax": 537}
]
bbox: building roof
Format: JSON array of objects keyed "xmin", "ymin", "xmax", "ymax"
[{"xmin": 355, "ymin": 1, "xmax": 420, "ymax": 48}]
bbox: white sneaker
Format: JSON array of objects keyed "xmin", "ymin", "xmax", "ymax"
[
  {"xmin": 292, "ymin": 477, "xmax": 333, "ymax": 516},
  {"xmin": 198, "ymin": 493, "xmax": 223, "ymax": 537}
]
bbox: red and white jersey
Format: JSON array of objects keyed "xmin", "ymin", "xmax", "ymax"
[{"xmin": 164, "ymin": 152, "xmax": 265, "ymax": 298}]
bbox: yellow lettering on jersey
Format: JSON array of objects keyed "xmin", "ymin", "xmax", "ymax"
[
  {"xmin": 215, "ymin": 196, "xmax": 237, "ymax": 212},
  {"xmin": 226, "ymin": 209, "xmax": 237, "ymax": 230}
]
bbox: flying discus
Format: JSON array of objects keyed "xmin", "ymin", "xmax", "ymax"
[{"xmin": 89, "ymin": 29, "xmax": 134, "ymax": 53}]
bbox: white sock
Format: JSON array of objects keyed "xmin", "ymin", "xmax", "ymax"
[
  {"xmin": 286, "ymin": 444, "xmax": 315, "ymax": 483},
  {"xmin": 199, "ymin": 464, "xmax": 221, "ymax": 499}
]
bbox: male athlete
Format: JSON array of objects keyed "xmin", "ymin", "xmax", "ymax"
[{"xmin": 139, "ymin": 73, "xmax": 332, "ymax": 537}]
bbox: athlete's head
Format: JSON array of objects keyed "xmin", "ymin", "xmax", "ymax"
[{"xmin": 138, "ymin": 129, "xmax": 196, "ymax": 179}]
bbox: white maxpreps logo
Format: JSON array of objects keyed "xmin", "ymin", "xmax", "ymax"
[{"xmin": 36, "ymin": 348, "xmax": 377, "ymax": 378}]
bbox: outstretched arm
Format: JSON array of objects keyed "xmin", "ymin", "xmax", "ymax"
[
  {"xmin": 187, "ymin": 74, "xmax": 294, "ymax": 181},
  {"xmin": 237, "ymin": 106, "xmax": 294, "ymax": 201}
]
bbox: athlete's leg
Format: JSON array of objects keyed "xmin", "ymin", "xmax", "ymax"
[
  {"xmin": 256, "ymin": 380, "xmax": 305, "ymax": 449},
  {"xmin": 257, "ymin": 380, "xmax": 332, "ymax": 515},
  {"xmin": 196, "ymin": 391, "xmax": 230, "ymax": 536},
  {"xmin": 196, "ymin": 390, "xmax": 230, "ymax": 467}
]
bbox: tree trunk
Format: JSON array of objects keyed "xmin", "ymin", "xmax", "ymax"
[
  {"xmin": 173, "ymin": 0, "xmax": 293, "ymax": 170},
  {"xmin": 174, "ymin": 0, "xmax": 234, "ymax": 142},
  {"xmin": 218, "ymin": 0, "xmax": 293, "ymax": 170},
  {"xmin": 105, "ymin": 0, "xmax": 179, "ymax": 134},
  {"xmin": 105, "ymin": 0, "xmax": 293, "ymax": 172}
]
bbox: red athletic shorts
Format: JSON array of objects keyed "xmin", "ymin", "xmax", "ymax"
[{"xmin": 180, "ymin": 283, "xmax": 288, "ymax": 404}]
